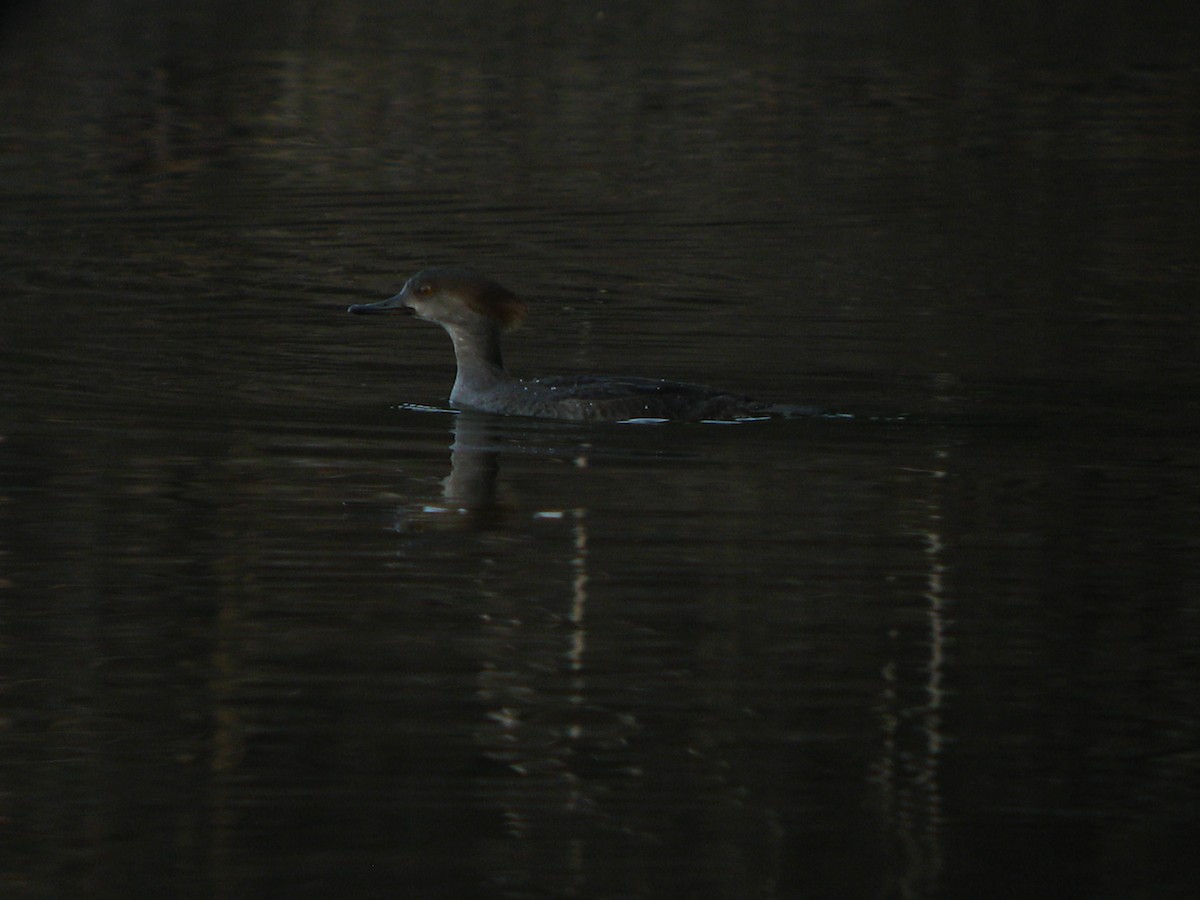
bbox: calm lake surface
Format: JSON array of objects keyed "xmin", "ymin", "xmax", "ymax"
[{"xmin": 2, "ymin": 2, "xmax": 1199, "ymax": 897}]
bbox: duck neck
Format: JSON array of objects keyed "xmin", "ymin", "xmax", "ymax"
[{"xmin": 444, "ymin": 321, "xmax": 513, "ymax": 404}]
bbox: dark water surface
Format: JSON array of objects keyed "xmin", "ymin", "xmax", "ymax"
[{"xmin": 3, "ymin": 2, "xmax": 1199, "ymax": 897}]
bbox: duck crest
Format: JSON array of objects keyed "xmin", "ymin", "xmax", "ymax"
[{"xmin": 464, "ymin": 279, "xmax": 528, "ymax": 331}]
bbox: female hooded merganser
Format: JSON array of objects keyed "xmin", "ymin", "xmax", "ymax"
[{"xmin": 348, "ymin": 267, "xmax": 821, "ymax": 422}]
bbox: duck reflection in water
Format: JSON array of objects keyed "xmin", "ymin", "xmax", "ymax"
[
  {"xmin": 390, "ymin": 411, "xmax": 513, "ymax": 534},
  {"xmin": 380, "ymin": 410, "xmax": 630, "ymax": 821}
]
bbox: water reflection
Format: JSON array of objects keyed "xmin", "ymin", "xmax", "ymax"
[
  {"xmin": 873, "ymin": 441, "xmax": 952, "ymax": 898},
  {"xmin": 4, "ymin": 382, "xmax": 1197, "ymax": 896},
  {"xmin": 391, "ymin": 412, "xmax": 612, "ymax": 805},
  {"xmin": 389, "ymin": 411, "xmax": 509, "ymax": 533},
  {"xmin": 365, "ymin": 409, "xmax": 962, "ymax": 896}
]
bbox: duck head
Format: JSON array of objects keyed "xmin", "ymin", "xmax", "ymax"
[{"xmin": 349, "ymin": 267, "xmax": 527, "ymax": 332}]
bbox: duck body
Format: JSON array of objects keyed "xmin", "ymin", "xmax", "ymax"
[
  {"xmin": 349, "ymin": 267, "xmax": 821, "ymax": 423},
  {"xmin": 473, "ymin": 374, "xmax": 806, "ymax": 422}
]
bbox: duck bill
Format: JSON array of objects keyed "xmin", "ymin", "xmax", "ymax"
[{"xmin": 348, "ymin": 292, "xmax": 412, "ymax": 315}]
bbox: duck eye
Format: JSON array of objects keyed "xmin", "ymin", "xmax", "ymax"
[{"xmin": 415, "ymin": 282, "xmax": 434, "ymax": 296}]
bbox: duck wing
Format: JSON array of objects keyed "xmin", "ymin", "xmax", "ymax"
[
  {"xmin": 524, "ymin": 375, "xmax": 810, "ymax": 422},
  {"xmin": 527, "ymin": 374, "xmax": 720, "ymax": 400}
]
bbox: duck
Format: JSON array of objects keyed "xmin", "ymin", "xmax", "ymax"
[{"xmin": 348, "ymin": 267, "xmax": 823, "ymax": 423}]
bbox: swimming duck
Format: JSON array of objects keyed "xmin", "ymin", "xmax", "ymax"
[{"xmin": 348, "ymin": 267, "xmax": 820, "ymax": 422}]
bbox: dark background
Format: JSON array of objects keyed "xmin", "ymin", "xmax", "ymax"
[{"xmin": 2, "ymin": 2, "xmax": 1198, "ymax": 897}]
